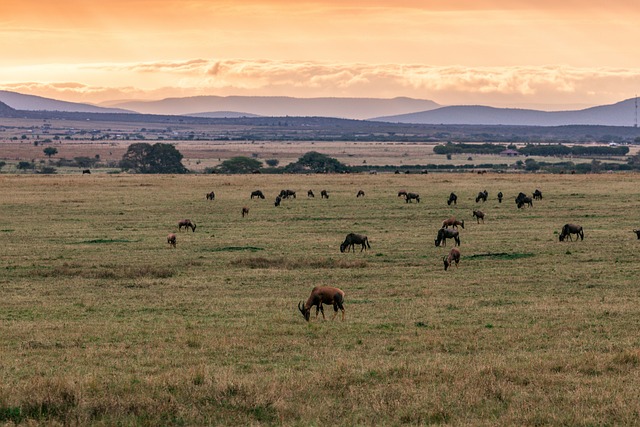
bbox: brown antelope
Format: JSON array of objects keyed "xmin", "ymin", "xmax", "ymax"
[
  {"xmin": 298, "ymin": 286, "xmax": 345, "ymax": 321},
  {"xmin": 472, "ymin": 210, "xmax": 485, "ymax": 223},
  {"xmin": 242, "ymin": 207, "xmax": 249, "ymax": 217},
  {"xmin": 167, "ymin": 233, "xmax": 176, "ymax": 248},
  {"xmin": 442, "ymin": 217, "xmax": 464, "ymax": 229},
  {"xmin": 178, "ymin": 219, "xmax": 196, "ymax": 232},
  {"xmin": 443, "ymin": 247, "xmax": 460, "ymax": 270}
]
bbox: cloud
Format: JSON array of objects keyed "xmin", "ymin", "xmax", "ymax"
[{"xmin": 3, "ymin": 59, "xmax": 640, "ymax": 109}]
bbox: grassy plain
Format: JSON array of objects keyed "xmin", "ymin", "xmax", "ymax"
[{"xmin": 1, "ymin": 172, "xmax": 640, "ymax": 426}]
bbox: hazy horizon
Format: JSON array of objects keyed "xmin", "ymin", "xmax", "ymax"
[{"xmin": 2, "ymin": 1, "xmax": 640, "ymax": 110}]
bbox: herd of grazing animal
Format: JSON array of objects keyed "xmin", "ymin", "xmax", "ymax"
[{"xmin": 169, "ymin": 184, "xmax": 640, "ymax": 324}]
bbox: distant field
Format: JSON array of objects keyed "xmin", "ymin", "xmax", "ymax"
[
  {"xmin": 1, "ymin": 138, "xmax": 635, "ymax": 173},
  {"xmin": 1, "ymin": 173, "xmax": 639, "ymax": 425}
]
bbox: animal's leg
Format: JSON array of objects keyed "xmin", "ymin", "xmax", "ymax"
[{"xmin": 319, "ymin": 305, "xmax": 326, "ymax": 320}]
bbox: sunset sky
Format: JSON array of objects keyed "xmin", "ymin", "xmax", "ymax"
[{"xmin": 2, "ymin": 0, "xmax": 640, "ymax": 109}]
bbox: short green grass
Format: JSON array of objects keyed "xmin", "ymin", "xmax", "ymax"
[{"xmin": 1, "ymin": 172, "xmax": 639, "ymax": 426}]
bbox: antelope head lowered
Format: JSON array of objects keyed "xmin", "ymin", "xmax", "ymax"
[{"xmin": 298, "ymin": 286, "xmax": 345, "ymax": 321}]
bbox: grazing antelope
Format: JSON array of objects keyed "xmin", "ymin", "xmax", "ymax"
[
  {"xmin": 559, "ymin": 223, "xmax": 584, "ymax": 241},
  {"xmin": 178, "ymin": 219, "xmax": 196, "ymax": 232},
  {"xmin": 321, "ymin": 190, "xmax": 329, "ymax": 199},
  {"xmin": 82, "ymin": 169, "xmax": 91, "ymax": 175},
  {"xmin": 357, "ymin": 190, "xmax": 365, "ymax": 198},
  {"xmin": 340, "ymin": 233, "xmax": 371, "ymax": 253},
  {"xmin": 443, "ymin": 247, "xmax": 461, "ymax": 271},
  {"xmin": 435, "ymin": 228, "xmax": 460, "ymax": 247},
  {"xmin": 397, "ymin": 190, "xmax": 408, "ymax": 197},
  {"xmin": 274, "ymin": 196, "xmax": 281, "ymax": 207},
  {"xmin": 206, "ymin": 191, "xmax": 215, "ymax": 200},
  {"xmin": 242, "ymin": 207, "xmax": 249, "ymax": 217},
  {"xmin": 447, "ymin": 192, "xmax": 457, "ymax": 205},
  {"xmin": 472, "ymin": 210, "xmax": 485, "ymax": 223},
  {"xmin": 308, "ymin": 190, "xmax": 315, "ymax": 198},
  {"xmin": 634, "ymin": 229, "xmax": 640, "ymax": 239},
  {"xmin": 167, "ymin": 233, "xmax": 176, "ymax": 248},
  {"xmin": 250, "ymin": 190, "xmax": 265, "ymax": 199},
  {"xmin": 405, "ymin": 192, "xmax": 420, "ymax": 203},
  {"xmin": 298, "ymin": 286, "xmax": 346, "ymax": 322},
  {"xmin": 442, "ymin": 217, "xmax": 464, "ymax": 229},
  {"xmin": 497, "ymin": 191, "xmax": 503, "ymax": 203}
]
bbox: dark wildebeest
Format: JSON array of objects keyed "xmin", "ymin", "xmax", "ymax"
[
  {"xmin": 279, "ymin": 189, "xmax": 296, "ymax": 199},
  {"xmin": 443, "ymin": 247, "xmax": 461, "ymax": 271},
  {"xmin": 274, "ymin": 196, "xmax": 281, "ymax": 207},
  {"xmin": 298, "ymin": 286, "xmax": 345, "ymax": 322},
  {"xmin": 178, "ymin": 219, "xmax": 196, "ymax": 232},
  {"xmin": 82, "ymin": 169, "xmax": 91, "ymax": 175},
  {"xmin": 206, "ymin": 191, "xmax": 215, "ymax": 200},
  {"xmin": 533, "ymin": 189, "xmax": 543, "ymax": 200},
  {"xmin": 435, "ymin": 228, "xmax": 460, "ymax": 247},
  {"xmin": 167, "ymin": 233, "xmax": 176, "ymax": 248},
  {"xmin": 559, "ymin": 223, "xmax": 584, "ymax": 241},
  {"xmin": 634, "ymin": 229, "xmax": 640, "ymax": 239},
  {"xmin": 497, "ymin": 191, "xmax": 503, "ymax": 203},
  {"xmin": 357, "ymin": 190, "xmax": 365, "ymax": 198},
  {"xmin": 340, "ymin": 233, "xmax": 371, "ymax": 253},
  {"xmin": 250, "ymin": 190, "xmax": 265, "ymax": 199},
  {"xmin": 397, "ymin": 190, "xmax": 408, "ymax": 198},
  {"xmin": 321, "ymin": 190, "xmax": 329, "ymax": 199},
  {"xmin": 405, "ymin": 192, "xmax": 420, "ymax": 203},
  {"xmin": 475, "ymin": 190, "xmax": 488, "ymax": 203},
  {"xmin": 447, "ymin": 192, "xmax": 457, "ymax": 205},
  {"xmin": 516, "ymin": 193, "xmax": 533, "ymax": 208},
  {"xmin": 308, "ymin": 190, "xmax": 315, "ymax": 198},
  {"xmin": 442, "ymin": 217, "xmax": 464, "ymax": 229},
  {"xmin": 472, "ymin": 210, "xmax": 485, "ymax": 224}
]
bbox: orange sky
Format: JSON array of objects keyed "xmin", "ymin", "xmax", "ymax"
[{"xmin": 2, "ymin": 0, "xmax": 640, "ymax": 109}]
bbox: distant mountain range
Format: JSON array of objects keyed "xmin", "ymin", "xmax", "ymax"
[
  {"xmin": 103, "ymin": 96, "xmax": 441, "ymax": 120},
  {"xmin": 0, "ymin": 90, "xmax": 638, "ymax": 127},
  {"xmin": 0, "ymin": 90, "xmax": 133, "ymax": 114},
  {"xmin": 373, "ymin": 98, "xmax": 639, "ymax": 127}
]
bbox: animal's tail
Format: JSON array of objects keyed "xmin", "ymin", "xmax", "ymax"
[{"xmin": 366, "ymin": 238, "xmax": 371, "ymax": 249}]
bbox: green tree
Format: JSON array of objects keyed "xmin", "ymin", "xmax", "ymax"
[
  {"xmin": 74, "ymin": 157, "xmax": 99, "ymax": 168},
  {"xmin": 43, "ymin": 147, "xmax": 58, "ymax": 158},
  {"xmin": 120, "ymin": 143, "xmax": 187, "ymax": 174},
  {"xmin": 217, "ymin": 157, "xmax": 263, "ymax": 174},
  {"xmin": 265, "ymin": 159, "xmax": 279, "ymax": 167},
  {"xmin": 0, "ymin": 161, "xmax": 6, "ymax": 171},
  {"xmin": 524, "ymin": 158, "xmax": 540, "ymax": 171},
  {"xmin": 17, "ymin": 161, "xmax": 34, "ymax": 170},
  {"xmin": 284, "ymin": 151, "xmax": 349, "ymax": 173}
]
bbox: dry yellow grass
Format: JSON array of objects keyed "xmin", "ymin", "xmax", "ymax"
[{"xmin": 1, "ymin": 172, "xmax": 639, "ymax": 425}]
